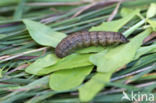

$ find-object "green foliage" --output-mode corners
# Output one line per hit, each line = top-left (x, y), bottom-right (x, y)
(130, 64), (156, 81)
(78, 11), (152, 101)
(135, 43), (156, 59)
(25, 54), (59, 75)
(23, 19), (67, 48)
(38, 54), (93, 75)
(118, 53), (156, 76)
(90, 29), (151, 72)
(0, 69), (2, 78)
(79, 72), (112, 102)
(146, 3), (156, 18)
(0, 1), (156, 103)
(90, 9), (139, 32)
(33, 0), (81, 2)
(0, 0), (20, 6)
(120, 8), (134, 17)
(49, 65), (93, 91)
(123, 19), (146, 37)
(76, 46), (105, 54)
(147, 20), (156, 31)
(13, 0), (26, 20)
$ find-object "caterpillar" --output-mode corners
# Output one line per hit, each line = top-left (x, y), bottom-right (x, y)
(55, 31), (128, 58)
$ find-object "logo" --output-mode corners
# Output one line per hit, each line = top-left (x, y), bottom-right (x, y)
(121, 91), (155, 102)
(122, 91), (131, 101)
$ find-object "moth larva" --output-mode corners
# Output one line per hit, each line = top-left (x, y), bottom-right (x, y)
(55, 31), (128, 58)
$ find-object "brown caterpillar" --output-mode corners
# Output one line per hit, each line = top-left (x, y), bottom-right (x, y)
(55, 31), (128, 58)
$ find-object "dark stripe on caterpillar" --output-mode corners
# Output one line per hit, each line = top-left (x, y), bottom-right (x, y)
(55, 31), (128, 58)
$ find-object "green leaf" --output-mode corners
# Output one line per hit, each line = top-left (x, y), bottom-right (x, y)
(134, 43), (156, 59)
(147, 20), (156, 31)
(76, 46), (105, 54)
(90, 9), (139, 32)
(90, 29), (151, 72)
(38, 54), (93, 75)
(49, 65), (93, 91)
(89, 48), (110, 66)
(23, 19), (67, 48)
(25, 54), (59, 75)
(79, 72), (112, 102)
(146, 3), (156, 18)
(120, 8), (133, 17)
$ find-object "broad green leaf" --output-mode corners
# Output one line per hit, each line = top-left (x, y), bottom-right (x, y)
(146, 3), (156, 18)
(134, 43), (156, 59)
(79, 72), (112, 102)
(38, 54), (93, 75)
(49, 65), (93, 91)
(90, 9), (139, 32)
(90, 29), (151, 72)
(120, 8), (133, 17)
(76, 46), (105, 54)
(25, 54), (59, 75)
(147, 20), (156, 31)
(23, 19), (67, 48)
(89, 48), (110, 65)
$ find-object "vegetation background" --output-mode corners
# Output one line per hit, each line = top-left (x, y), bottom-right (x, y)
(0, 0), (155, 103)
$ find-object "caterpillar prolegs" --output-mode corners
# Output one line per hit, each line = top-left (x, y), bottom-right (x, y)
(55, 31), (128, 58)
